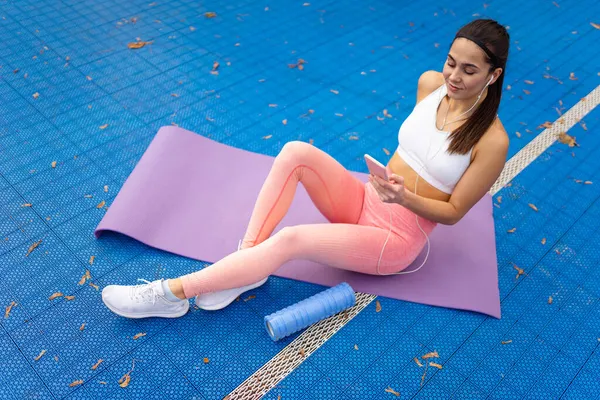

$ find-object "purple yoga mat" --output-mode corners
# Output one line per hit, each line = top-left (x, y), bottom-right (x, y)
(95, 127), (501, 318)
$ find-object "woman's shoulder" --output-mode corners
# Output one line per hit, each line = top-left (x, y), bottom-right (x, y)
(417, 71), (445, 104)
(475, 117), (509, 156)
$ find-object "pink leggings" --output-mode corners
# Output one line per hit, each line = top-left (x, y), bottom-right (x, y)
(180, 141), (436, 298)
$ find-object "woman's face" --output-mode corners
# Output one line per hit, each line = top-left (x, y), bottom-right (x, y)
(442, 38), (497, 100)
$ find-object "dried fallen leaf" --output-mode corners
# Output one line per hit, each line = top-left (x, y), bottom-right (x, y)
(513, 264), (524, 279)
(420, 362), (429, 386)
(262, 135), (272, 140)
(523, 89), (531, 95)
(330, 89), (339, 95)
(348, 135), (359, 140)
(375, 300), (381, 312)
(243, 295), (256, 302)
(569, 72), (577, 81)
(538, 121), (553, 129)
(501, 340), (513, 345)
(558, 132), (578, 147)
(64, 295), (75, 301)
(91, 359), (104, 370)
(383, 148), (390, 156)
(86, 76), (92, 81)
(132, 332), (146, 340)
(584, 181), (593, 185)
(591, 22), (600, 29)
(99, 124), (108, 130)
(414, 357), (423, 367)
(541, 238), (546, 245)
(34, 349), (46, 361)
(429, 362), (443, 369)
(69, 380), (84, 387)
(268, 104), (278, 108)
(204, 12), (217, 18)
(384, 387), (400, 397)
(497, 196), (502, 204)
(49, 292), (64, 300)
(118, 373), (131, 388)
(353, 344), (359, 350)
(119, 359), (139, 387)
(127, 41), (153, 49)
(104, 185), (108, 192)
(26, 240), (42, 257)
(543, 73), (563, 84)
(515, 131), (521, 138)
(528, 203), (538, 212)
(89, 283), (99, 291)
(33, 92), (39, 99)
(203, 357), (210, 364)
(212, 61), (219, 71)
(51, 161), (57, 168)
(507, 228), (516, 233)
(282, 119), (287, 125)
(524, 80), (534, 84)
(5, 301), (17, 319)
(22, 203), (32, 207)
(97, 200), (106, 209)
(422, 351), (439, 359)
(80, 323), (86, 331)
(88, 256), (95, 266)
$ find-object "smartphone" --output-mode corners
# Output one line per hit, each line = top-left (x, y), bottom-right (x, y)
(364, 154), (388, 180)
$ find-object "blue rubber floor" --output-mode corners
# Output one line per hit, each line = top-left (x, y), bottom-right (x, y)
(1, 0), (599, 398)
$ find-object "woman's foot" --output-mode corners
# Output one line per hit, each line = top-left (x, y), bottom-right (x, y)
(102, 279), (189, 319)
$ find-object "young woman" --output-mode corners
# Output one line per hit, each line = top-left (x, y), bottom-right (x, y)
(102, 19), (510, 319)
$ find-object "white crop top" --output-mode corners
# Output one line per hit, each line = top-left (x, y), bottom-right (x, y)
(396, 84), (473, 194)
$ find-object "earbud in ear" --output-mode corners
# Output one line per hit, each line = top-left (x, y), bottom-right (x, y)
(487, 77), (494, 86)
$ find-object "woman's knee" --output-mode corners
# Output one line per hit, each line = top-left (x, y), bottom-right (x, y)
(274, 226), (299, 245)
(278, 141), (315, 164)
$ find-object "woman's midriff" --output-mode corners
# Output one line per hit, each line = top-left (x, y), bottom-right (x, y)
(386, 151), (451, 203)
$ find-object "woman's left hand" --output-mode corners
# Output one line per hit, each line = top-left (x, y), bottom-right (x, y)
(369, 174), (407, 205)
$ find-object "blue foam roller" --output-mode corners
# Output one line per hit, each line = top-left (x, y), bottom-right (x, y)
(264, 282), (356, 341)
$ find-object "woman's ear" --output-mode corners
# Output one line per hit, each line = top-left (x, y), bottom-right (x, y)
(492, 67), (503, 83)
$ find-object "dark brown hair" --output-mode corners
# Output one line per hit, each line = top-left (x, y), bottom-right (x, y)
(447, 19), (510, 154)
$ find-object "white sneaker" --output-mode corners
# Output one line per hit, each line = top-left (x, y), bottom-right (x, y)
(194, 277), (268, 310)
(102, 279), (189, 319)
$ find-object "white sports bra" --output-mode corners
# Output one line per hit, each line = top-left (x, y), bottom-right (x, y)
(396, 84), (473, 194)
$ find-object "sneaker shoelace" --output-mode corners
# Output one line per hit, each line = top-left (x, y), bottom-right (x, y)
(129, 279), (160, 304)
